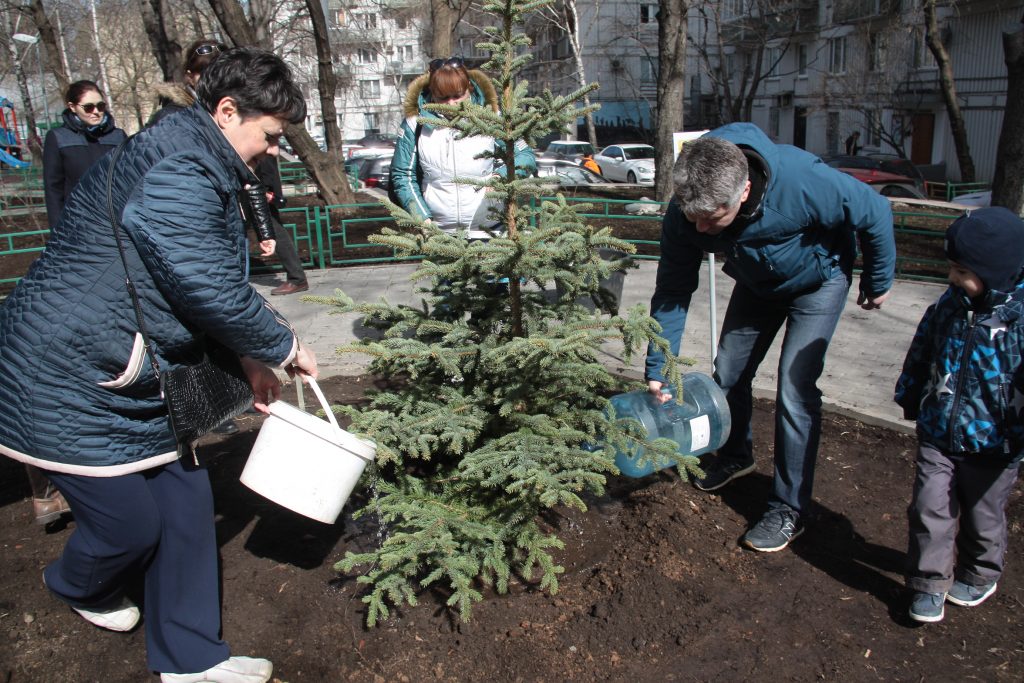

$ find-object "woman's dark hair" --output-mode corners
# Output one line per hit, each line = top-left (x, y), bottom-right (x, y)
(184, 38), (229, 78)
(195, 48), (306, 124)
(65, 80), (101, 105)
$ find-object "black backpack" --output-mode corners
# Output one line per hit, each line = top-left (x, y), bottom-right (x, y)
(387, 123), (423, 206)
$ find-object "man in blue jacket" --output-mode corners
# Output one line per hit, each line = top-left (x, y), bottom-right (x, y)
(645, 123), (896, 552)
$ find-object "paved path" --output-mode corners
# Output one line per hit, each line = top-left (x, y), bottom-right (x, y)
(252, 260), (946, 434)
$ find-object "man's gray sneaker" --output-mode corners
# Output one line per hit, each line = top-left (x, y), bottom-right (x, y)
(742, 508), (804, 552)
(946, 580), (997, 607)
(909, 591), (946, 623)
(693, 457), (755, 492)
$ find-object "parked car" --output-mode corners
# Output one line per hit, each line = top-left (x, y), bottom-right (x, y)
(356, 155), (392, 190)
(346, 133), (399, 159)
(821, 154), (925, 199)
(865, 153), (927, 190)
(541, 140), (596, 164)
(594, 144), (655, 185)
(821, 154), (926, 190)
(343, 154), (386, 190)
(536, 159), (612, 187)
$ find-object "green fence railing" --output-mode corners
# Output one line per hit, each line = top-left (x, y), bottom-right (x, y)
(1, 197), (960, 290)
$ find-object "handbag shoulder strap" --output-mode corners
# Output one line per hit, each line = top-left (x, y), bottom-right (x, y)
(105, 137), (162, 378)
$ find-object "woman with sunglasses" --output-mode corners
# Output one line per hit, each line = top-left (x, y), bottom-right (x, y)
(149, 39), (228, 127)
(42, 80), (125, 227)
(390, 57), (535, 237)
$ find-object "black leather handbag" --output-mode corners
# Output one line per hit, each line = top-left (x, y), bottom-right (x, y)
(105, 140), (254, 447)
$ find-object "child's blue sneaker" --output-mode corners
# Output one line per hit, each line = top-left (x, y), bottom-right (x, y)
(908, 591), (945, 623)
(946, 580), (997, 607)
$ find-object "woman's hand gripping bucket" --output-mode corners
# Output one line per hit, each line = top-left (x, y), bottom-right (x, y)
(241, 377), (376, 523)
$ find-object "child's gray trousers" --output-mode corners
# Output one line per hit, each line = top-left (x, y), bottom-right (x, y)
(906, 442), (1020, 594)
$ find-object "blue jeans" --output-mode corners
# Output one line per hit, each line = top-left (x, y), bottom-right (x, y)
(712, 270), (851, 513)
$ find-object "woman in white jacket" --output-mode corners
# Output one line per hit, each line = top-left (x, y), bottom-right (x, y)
(389, 57), (535, 238)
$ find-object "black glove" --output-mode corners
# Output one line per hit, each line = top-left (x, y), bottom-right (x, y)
(239, 184), (275, 243)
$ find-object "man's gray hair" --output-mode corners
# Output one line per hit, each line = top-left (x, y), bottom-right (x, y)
(672, 136), (749, 216)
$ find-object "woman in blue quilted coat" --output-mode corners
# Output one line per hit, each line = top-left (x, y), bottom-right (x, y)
(0, 49), (317, 683)
(896, 207), (1024, 624)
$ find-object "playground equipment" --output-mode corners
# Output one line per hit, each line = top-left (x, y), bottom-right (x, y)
(0, 98), (32, 169)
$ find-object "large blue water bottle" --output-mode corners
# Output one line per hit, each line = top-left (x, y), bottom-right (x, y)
(609, 373), (731, 478)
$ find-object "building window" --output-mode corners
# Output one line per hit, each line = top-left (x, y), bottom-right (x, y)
(766, 46), (782, 79)
(868, 32), (883, 72)
(640, 4), (657, 23)
(359, 80), (380, 99)
(399, 45), (415, 61)
(354, 13), (377, 29)
(640, 57), (658, 83)
(828, 37), (846, 74)
(395, 15), (408, 30)
(364, 112), (379, 135)
(865, 110), (882, 147)
(333, 9), (345, 26)
(769, 107), (780, 138)
(726, 0), (744, 19)
(358, 48), (375, 64)
(797, 44), (808, 76)
(912, 29), (936, 70)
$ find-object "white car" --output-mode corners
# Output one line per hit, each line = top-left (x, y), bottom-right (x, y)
(594, 144), (656, 185)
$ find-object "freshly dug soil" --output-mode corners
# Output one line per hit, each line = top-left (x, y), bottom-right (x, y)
(2, 374), (1023, 682)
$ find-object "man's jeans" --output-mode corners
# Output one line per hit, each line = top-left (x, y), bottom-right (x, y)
(712, 270), (851, 513)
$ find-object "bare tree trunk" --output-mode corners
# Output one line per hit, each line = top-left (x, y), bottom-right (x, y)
(205, 0), (353, 204)
(564, 0), (597, 147)
(923, 0), (975, 183)
(55, 8), (72, 81)
(304, 0), (344, 154)
(248, 0), (274, 48)
(88, 0), (112, 100)
(137, 0), (183, 82)
(992, 15), (1024, 214)
(655, 0), (687, 202)
(29, 0), (69, 96)
(4, 12), (43, 159)
(429, 0), (457, 57)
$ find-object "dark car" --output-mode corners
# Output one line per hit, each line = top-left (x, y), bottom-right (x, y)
(541, 140), (596, 164)
(357, 155), (392, 190)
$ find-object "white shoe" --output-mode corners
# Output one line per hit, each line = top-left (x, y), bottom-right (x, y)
(160, 656), (273, 683)
(71, 595), (140, 631)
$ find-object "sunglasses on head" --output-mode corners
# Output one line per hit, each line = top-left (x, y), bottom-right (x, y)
(195, 43), (227, 57)
(429, 56), (465, 72)
(77, 101), (107, 114)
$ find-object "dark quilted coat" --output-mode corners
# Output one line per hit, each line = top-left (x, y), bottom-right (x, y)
(0, 103), (295, 475)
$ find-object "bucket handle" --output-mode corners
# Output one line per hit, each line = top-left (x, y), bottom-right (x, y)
(297, 376), (342, 434)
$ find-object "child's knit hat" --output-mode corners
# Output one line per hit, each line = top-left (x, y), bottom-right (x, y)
(945, 207), (1024, 293)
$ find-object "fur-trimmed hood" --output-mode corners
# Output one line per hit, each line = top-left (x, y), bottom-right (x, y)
(152, 82), (196, 110)
(402, 69), (499, 119)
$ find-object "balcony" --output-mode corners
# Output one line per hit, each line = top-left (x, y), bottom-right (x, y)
(329, 26), (384, 45)
(384, 60), (422, 78)
(833, 0), (900, 24)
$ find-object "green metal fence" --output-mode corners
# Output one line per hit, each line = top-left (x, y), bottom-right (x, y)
(1, 195), (961, 290)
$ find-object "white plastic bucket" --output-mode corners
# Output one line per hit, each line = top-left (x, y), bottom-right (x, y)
(240, 377), (376, 524)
